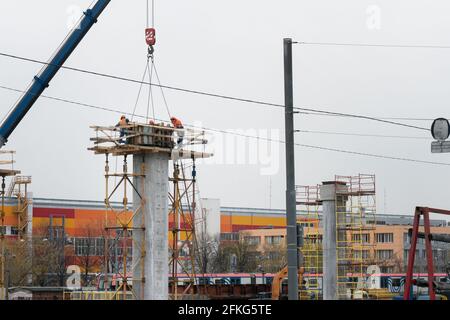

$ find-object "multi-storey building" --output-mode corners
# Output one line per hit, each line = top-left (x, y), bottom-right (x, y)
(235, 213), (450, 273)
(1, 197), (449, 275)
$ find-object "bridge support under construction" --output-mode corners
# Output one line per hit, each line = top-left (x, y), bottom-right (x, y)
(89, 122), (211, 300)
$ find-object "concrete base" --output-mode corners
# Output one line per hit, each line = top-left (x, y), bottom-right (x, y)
(132, 153), (169, 300)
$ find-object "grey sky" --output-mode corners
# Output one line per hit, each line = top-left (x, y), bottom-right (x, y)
(1, 0), (450, 220)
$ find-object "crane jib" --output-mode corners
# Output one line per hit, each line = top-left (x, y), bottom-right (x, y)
(0, 0), (111, 147)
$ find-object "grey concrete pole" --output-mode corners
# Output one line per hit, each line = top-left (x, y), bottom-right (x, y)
(321, 182), (338, 300)
(321, 181), (348, 300)
(283, 38), (298, 300)
(132, 153), (169, 300)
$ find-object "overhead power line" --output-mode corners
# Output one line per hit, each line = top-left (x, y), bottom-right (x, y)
(297, 42), (450, 49)
(0, 84), (447, 167)
(298, 111), (439, 122)
(298, 106), (428, 131)
(296, 130), (429, 140)
(0, 51), (428, 131)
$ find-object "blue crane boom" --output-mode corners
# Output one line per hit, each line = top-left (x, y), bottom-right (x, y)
(0, 0), (111, 147)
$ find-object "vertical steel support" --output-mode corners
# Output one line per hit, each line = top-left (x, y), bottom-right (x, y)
(422, 209), (436, 300)
(171, 164), (180, 299)
(283, 37), (298, 300)
(103, 154), (110, 290)
(404, 208), (420, 300)
(139, 159), (146, 301)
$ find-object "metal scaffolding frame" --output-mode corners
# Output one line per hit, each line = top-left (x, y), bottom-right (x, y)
(334, 174), (376, 300)
(168, 159), (203, 300)
(8, 175), (32, 240)
(296, 185), (322, 300)
(0, 151), (20, 300)
(102, 153), (145, 300)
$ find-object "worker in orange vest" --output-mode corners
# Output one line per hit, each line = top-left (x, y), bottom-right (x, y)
(170, 116), (185, 147)
(116, 115), (130, 144)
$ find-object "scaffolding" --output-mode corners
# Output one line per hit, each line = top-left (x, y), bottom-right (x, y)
(8, 175), (32, 240)
(101, 153), (144, 300)
(168, 159), (203, 300)
(334, 174), (376, 300)
(0, 151), (20, 300)
(89, 121), (211, 300)
(296, 185), (322, 300)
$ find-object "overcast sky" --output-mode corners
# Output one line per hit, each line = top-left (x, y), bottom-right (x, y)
(1, 0), (450, 219)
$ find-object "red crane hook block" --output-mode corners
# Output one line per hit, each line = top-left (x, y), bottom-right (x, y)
(145, 28), (156, 46)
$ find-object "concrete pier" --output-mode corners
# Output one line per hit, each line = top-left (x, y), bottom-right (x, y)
(132, 153), (169, 300)
(320, 181), (348, 300)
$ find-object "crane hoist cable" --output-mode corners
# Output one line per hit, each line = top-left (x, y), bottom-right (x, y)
(132, 0), (158, 122)
(143, 0), (172, 120)
(151, 58), (172, 120)
(131, 59), (151, 122)
(146, 57), (155, 121)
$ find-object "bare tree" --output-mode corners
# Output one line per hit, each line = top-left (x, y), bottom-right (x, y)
(259, 242), (287, 273)
(75, 220), (105, 286)
(211, 234), (259, 273)
(195, 233), (219, 274)
(4, 237), (32, 286)
(31, 222), (71, 286)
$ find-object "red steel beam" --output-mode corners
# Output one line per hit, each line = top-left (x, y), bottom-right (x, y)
(422, 209), (436, 300)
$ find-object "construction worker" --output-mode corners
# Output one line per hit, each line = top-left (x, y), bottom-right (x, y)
(170, 116), (184, 147)
(116, 115), (130, 144)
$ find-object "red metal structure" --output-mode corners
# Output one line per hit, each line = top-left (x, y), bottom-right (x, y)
(403, 206), (450, 300)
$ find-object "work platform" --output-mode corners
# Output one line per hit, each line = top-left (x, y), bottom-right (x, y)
(88, 123), (212, 159)
(0, 151), (20, 177)
(0, 169), (20, 177)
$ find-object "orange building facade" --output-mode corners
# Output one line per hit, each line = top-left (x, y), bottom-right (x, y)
(2, 198), (450, 274)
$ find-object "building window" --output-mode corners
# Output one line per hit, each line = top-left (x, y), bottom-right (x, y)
(220, 233), (239, 241)
(353, 250), (370, 259)
(376, 249), (393, 260)
(74, 237), (106, 256)
(305, 234), (322, 245)
(352, 233), (370, 243)
(380, 266), (394, 273)
(265, 236), (283, 245)
(375, 233), (394, 243)
(403, 249), (409, 264)
(298, 222), (314, 228)
(404, 232), (411, 244)
(244, 236), (261, 246)
(10, 227), (19, 236)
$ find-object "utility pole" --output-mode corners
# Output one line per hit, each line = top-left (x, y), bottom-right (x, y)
(283, 38), (298, 300)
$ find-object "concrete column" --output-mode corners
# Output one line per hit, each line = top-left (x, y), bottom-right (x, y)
(321, 182), (337, 300)
(320, 181), (348, 300)
(132, 153), (169, 300)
